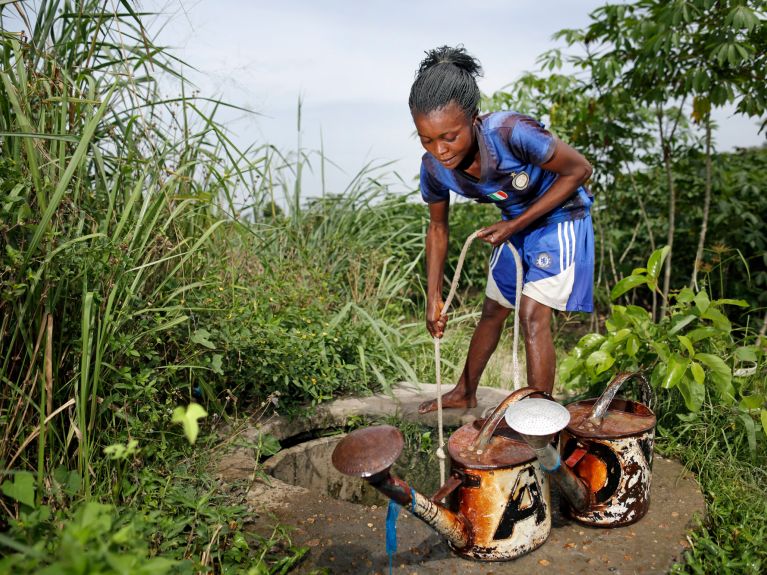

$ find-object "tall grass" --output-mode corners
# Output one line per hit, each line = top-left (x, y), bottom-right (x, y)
(0, 0), (264, 499)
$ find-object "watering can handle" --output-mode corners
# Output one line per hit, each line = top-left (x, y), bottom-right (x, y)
(472, 387), (554, 452)
(588, 371), (654, 426)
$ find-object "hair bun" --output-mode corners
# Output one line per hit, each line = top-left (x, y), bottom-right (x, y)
(417, 45), (483, 78)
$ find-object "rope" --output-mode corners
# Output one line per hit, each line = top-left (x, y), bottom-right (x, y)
(433, 231), (524, 486)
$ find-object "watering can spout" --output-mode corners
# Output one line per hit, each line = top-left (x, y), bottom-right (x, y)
(331, 425), (471, 550)
(504, 396), (592, 513)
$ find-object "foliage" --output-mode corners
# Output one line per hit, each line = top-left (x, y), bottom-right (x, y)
(0, 446), (308, 575)
(561, 247), (765, 435)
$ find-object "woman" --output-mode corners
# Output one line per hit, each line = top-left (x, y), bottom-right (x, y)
(410, 45), (594, 413)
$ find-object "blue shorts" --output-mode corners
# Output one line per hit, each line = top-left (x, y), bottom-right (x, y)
(485, 216), (594, 312)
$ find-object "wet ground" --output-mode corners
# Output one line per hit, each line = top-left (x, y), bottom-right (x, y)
(218, 383), (706, 574)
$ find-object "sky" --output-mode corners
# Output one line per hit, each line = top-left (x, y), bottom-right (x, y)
(16, 1), (767, 198)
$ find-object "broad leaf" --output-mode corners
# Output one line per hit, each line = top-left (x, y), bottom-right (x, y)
(693, 290), (710, 314)
(701, 307), (731, 332)
(761, 409), (767, 436)
(668, 314), (697, 335)
(662, 354), (689, 390)
(690, 361), (705, 386)
(1, 471), (35, 507)
(611, 275), (648, 300)
(676, 335), (695, 357)
(739, 394), (764, 410)
(716, 298), (749, 307)
(172, 403), (208, 444)
(646, 245), (670, 281)
(586, 350), (615, 376)
(734, 346), (758, 363)
(695, 353), (734, 404)
(625, 334), (640, 357)
(677, 376), (705, 412)
(686, 326), (720, 343)
(191, 329), (216, 349)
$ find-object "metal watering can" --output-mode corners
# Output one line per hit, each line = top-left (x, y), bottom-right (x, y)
(557, 371), (656, 526)
(331, 372), (655, 561)
(332, 388), (556, 561)
(502, 372), (656, 527)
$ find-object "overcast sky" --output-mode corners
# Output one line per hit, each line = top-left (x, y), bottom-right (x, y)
(76, 2), (767, 196)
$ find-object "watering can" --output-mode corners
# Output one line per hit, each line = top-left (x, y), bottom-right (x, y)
(502, 372), (656, 527)
(557, 371), (656, 526)
(331, 388), (562, 561)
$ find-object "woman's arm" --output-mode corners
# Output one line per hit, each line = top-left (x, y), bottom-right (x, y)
(477, 138), (592, 246)
(426, 199), (450, 338)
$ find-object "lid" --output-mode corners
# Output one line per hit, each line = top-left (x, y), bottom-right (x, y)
(566, 398), (656, 439)
(331, 425), (404, 477)
(448, 419), (536, 470)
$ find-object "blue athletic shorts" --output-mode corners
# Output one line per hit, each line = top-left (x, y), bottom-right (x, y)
(485, 216), (594, 312)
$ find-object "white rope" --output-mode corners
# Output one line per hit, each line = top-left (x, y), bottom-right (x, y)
(433, 232), (524, 486)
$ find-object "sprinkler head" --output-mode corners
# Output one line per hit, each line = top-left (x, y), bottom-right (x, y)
(504, 398), (570, 448)
(332, 425), (404, 478)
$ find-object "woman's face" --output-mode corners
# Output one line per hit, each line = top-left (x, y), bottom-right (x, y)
(412, 101), (477, 170)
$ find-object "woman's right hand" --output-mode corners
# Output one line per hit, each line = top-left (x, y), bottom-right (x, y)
(426, 297), (447, 338)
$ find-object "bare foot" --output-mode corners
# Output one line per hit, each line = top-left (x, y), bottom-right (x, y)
(418, 389), (478, 414)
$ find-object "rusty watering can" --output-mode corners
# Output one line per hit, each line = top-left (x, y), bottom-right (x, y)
(504, 372), (656, 527)
(558, 371), (656, 526)
(331, 388), (557, 561)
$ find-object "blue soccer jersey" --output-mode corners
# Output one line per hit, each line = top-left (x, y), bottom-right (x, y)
(419, 112), (593, 227)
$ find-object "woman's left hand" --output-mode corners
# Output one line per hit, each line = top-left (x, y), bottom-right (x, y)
(477, 220), (518, 247)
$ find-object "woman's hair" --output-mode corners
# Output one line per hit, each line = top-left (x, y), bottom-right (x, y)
(409, 45), (483, 118)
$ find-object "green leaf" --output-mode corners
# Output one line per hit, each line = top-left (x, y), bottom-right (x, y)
(586, 350), (615, 376)
(668, 314), (697, 335)
(701, 307), (731, 331)
(739, 394), (764, 410)
(690, 362), (705, 386)
(738, 413), (757, 456)
(677, 335), (695, 357)
(686, 326), (720, 343)
(695, 353), (734, 404)
(626, 334), (640, 357)
(662, 354), (689, 390)
(761, 409), (767, 436)
(611, 274), (648, 300)
(1, 472), (35, 508)
(576, 333), (606, 352)
(734, 346), (758, 363)
(677, 375), (705, 412)
(191, 328), (216, 349)
(646, 245), (670, 281)
(693, 290), (710, 314)
(211, 353), (224, 375)
(172, 403), (208, 444)
(716, 298), (749, 307)
(676, 287), (695, 304)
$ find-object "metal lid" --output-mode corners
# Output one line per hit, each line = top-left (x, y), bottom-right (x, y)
(448, 420), (536, 470)
(566, 399), (656, 439)
(504, 398), (571, 436)
(331, 425), (404, 477)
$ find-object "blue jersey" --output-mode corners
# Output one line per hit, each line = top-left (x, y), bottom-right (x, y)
(419, 111), (592, 227)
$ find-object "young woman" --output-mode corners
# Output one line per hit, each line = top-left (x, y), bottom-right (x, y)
(410, 45), (594, 413)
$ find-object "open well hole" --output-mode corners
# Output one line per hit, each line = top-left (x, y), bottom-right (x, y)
(263, 425), (443, 506)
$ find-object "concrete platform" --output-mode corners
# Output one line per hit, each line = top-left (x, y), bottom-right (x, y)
(216, 383), (706, 574)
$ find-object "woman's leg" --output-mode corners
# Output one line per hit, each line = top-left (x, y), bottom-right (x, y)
(519, 294), (555, 394)
(418, 297), (512, 413)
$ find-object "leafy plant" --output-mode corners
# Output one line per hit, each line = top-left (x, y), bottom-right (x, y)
(560, 247), (766, 444)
